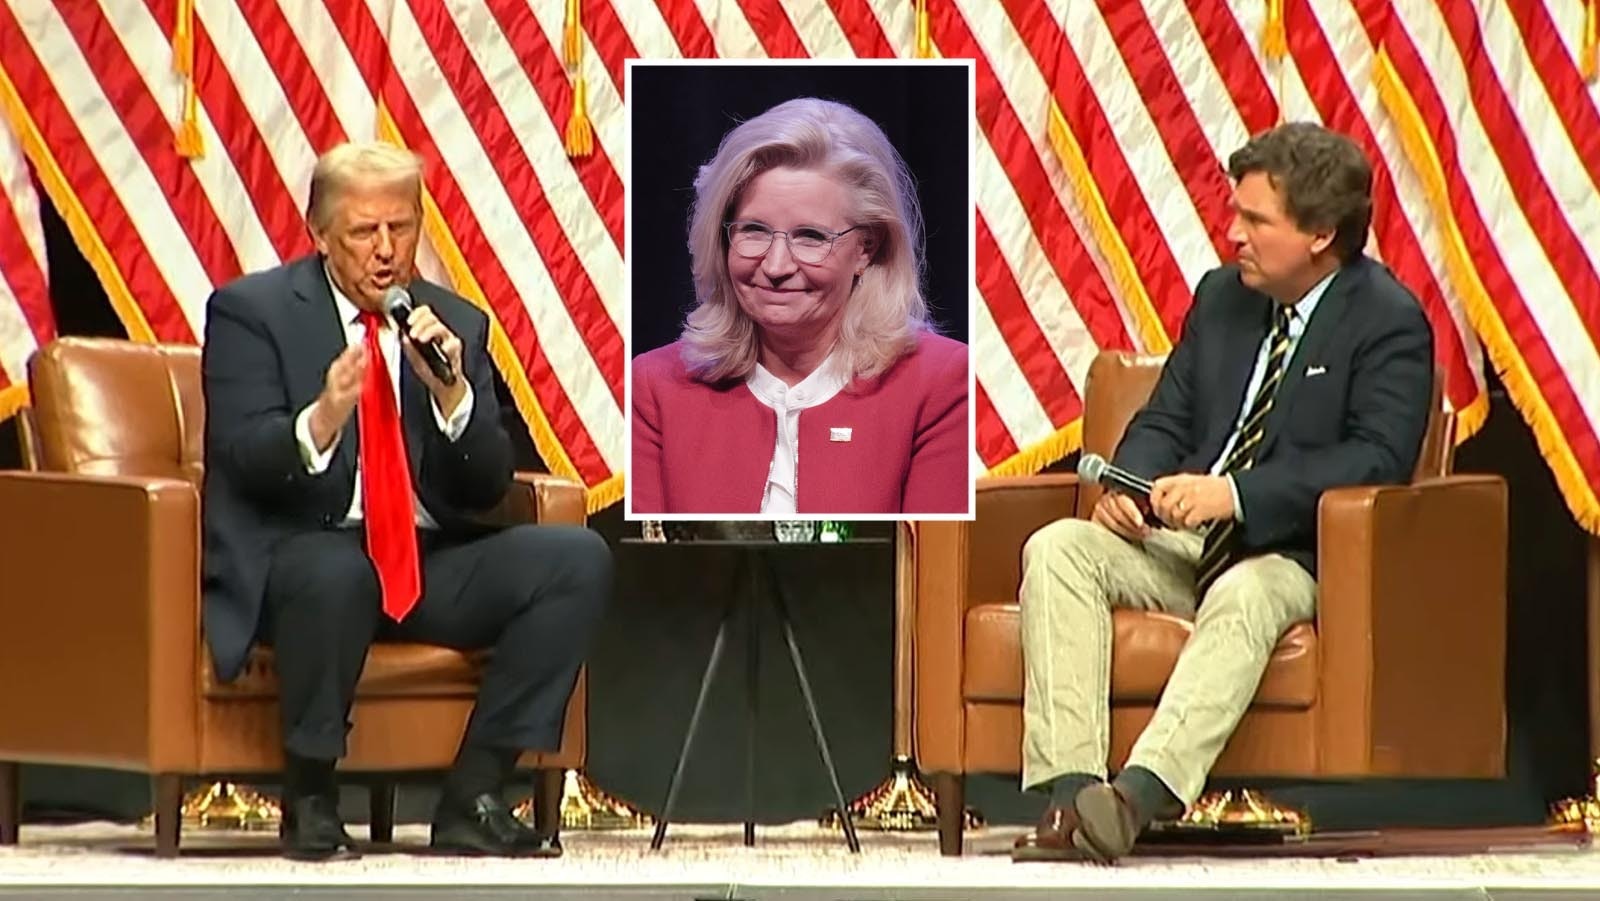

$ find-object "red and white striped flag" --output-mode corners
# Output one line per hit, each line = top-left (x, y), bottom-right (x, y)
(0, 107), (53, 422)
(0, 0), (624, 506)
(1375, 0), (1600, 530)
(1003, 0), (1489, 471)
(0, 1), (1592, 525)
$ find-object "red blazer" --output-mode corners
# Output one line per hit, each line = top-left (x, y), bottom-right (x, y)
(631, 332), (970, 514)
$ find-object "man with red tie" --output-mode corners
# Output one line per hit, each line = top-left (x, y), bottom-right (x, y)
(200, 142), (610, 861)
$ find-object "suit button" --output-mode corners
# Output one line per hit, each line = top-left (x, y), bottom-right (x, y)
(321, 514), (335, 526)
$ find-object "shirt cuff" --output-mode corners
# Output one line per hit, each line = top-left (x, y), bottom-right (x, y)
(433, 381), (474, 442)
(1227, 474), (1244, 522)
(295, 402), (339, 474)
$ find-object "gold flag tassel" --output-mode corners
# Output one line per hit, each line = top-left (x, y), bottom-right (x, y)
(1261, 0), (1286, 63)
(563, 0), (592, 158)
(1581, 0), (1597, 83)
(564, 75), (593, 158)
(172, 0), (204, 158)
(563, 0), (582, 67)
(914, 0), (932, 58)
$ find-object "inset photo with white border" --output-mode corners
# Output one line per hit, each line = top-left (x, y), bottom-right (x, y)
(625, 59), (976, 521)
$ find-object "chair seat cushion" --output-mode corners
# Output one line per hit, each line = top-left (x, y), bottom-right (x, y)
(962, 603), (1318, 708)
(203, 643), (487, 699)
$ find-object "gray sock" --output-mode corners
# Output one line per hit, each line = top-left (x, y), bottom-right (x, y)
(1047, 772), (1102, 805)
(1114, 765), (1184, 824)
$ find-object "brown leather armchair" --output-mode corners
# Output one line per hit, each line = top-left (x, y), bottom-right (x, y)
(0, 337), (588, 856)
(914, 351), (1507, 855)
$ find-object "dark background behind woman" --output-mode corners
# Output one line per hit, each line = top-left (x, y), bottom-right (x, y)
(629, 63), (971, 355)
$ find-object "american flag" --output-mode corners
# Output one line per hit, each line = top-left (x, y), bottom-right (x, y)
(0, 1), (1594, 526)
(1375, 0), (1600, 531)
(0, 107), (53, 423)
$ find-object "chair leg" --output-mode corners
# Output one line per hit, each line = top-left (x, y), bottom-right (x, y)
(369, 780), (396, 844)
(152, 774), (183, 859)
(935, 773), (964, 857)
(532, 768), (563, 839)
(0, 762), (18, 845)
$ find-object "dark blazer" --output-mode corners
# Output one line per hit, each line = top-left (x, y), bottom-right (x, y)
(201, 255), (514, 682)
(1112, 257), (1434, 577)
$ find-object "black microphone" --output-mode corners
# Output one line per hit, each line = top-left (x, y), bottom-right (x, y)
(1077, 453), (1153, 499)
(383, 286), (457, 386)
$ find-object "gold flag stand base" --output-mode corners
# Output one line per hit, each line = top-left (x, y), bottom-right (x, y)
(515, 769), (652, 830)
(1146, 788), (1309, 840)
(819, 756), (983, 832)
(1549, 759), (1600, 832)
(141, 781), (281, 832)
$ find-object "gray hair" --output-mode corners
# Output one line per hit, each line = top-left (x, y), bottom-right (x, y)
(680, 97), (931, 383)
(306, 141), (423, 230)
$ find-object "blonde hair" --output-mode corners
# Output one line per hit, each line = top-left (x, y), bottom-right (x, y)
(307, 141), (423, 230)
(681, 97), (931, 383)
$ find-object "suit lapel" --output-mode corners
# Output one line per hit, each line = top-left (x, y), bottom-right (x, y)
(289, 255), (347, 360)
(1256, 261), (1359, 459)
(1212, 292), (1271, 451)
(289, 257), (360, 487)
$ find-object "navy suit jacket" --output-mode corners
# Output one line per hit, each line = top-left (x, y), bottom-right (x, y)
(1111, 257), (1434, 578)
(200, 255), (514, 682)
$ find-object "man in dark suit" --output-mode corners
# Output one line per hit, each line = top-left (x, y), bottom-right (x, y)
(1012, 123), (1434, 862)
(201, 141), (610, 860)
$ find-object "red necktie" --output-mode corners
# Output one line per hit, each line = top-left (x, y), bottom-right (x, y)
(358, 311), (421, 621)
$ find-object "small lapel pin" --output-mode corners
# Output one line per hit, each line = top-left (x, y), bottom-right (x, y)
(830, 427), (853, 442)
(1306, 365), (1327, 377)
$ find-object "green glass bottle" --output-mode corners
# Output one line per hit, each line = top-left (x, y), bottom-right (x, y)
(818, 520), (853, 543)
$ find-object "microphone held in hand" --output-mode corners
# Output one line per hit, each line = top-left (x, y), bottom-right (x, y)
(1077, 453), (1153, 499)
(383, 286), (457, 386)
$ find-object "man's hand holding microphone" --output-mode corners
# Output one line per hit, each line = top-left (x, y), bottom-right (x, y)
(305, 286), (465, 454)
(1078, 453), (1235, 540)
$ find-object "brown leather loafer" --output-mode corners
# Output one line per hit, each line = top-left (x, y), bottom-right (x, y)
(1071, 781), (1141, 862)
(1011, 803), (1093, 862)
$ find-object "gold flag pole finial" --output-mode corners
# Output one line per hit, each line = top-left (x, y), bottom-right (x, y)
(563, 0), (593, 158)
(173, 0), (204, 158)
(1262, 0), (1287, 63)
(914, 0), (932, 58)
(1581, 0), (1597, 83)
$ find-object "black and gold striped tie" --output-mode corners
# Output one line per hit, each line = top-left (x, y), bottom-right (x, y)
(1195, 305), (1295, 595)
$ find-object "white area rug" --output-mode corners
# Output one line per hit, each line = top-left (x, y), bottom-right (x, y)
(0, 821), (1598, 890)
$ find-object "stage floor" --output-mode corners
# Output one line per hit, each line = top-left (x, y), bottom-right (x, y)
(1, 821), (1598, 899)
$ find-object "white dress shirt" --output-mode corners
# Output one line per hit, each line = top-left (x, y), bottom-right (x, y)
(746, 353), (849, 514)
(293, 273), (474, 528)
(1209, 269), (1337, 520)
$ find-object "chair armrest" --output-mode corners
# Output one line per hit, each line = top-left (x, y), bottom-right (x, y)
(1316, 474), (1507, 776)
(913, 473), (1080, 772)
(0, 471), (201, 771)
(476, 472), (588, 528)
(970, 474), (1081, 606)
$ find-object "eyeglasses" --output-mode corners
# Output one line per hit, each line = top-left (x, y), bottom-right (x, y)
(724, 221), (863, 265)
